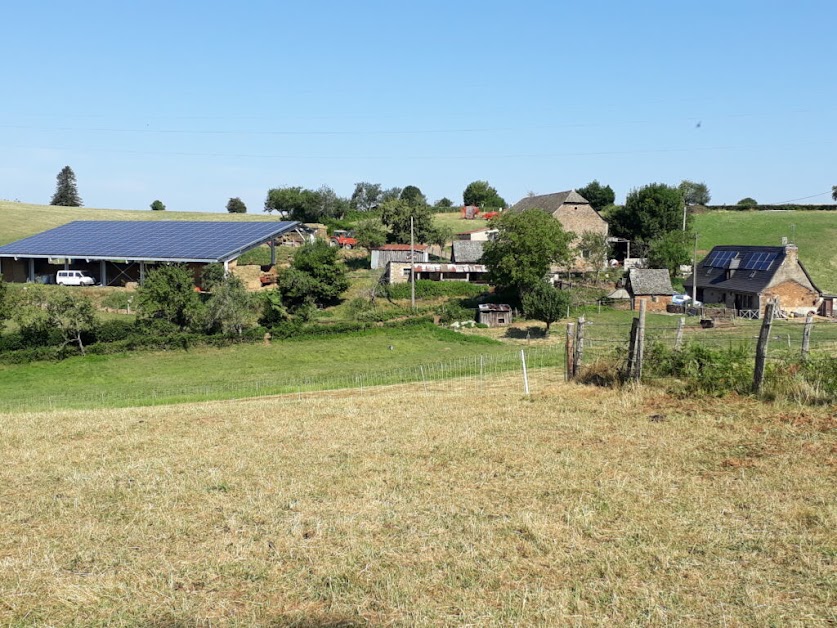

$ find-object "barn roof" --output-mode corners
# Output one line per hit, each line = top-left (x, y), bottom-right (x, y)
(0, 220), (299, 263)
(509, 190), (590, 213)
(373, 244), (428, 251)
(451, 240), (484, 263)
(628, 269), (675, 295)
(683, 245), (820, 295)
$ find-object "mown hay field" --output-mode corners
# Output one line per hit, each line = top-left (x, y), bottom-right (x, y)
(1, 377), (834, 625)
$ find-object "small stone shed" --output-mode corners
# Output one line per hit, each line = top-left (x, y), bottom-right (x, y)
(370, 244), (429, 270)
(627, 268), (675, 312)
(477, 303), (513, 327)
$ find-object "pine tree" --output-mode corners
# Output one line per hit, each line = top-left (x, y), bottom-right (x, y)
(50, 166), (83, 207)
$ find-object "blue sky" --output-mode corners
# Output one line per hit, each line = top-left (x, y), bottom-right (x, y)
(1, 0), (835, 213)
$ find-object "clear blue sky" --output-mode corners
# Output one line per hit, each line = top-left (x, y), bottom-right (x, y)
(1, 0), (835, 213)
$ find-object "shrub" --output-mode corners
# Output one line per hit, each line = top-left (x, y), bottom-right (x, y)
(384, 280), (487, 300)
(95, 319), (135, 343)
(101, 291), (135, 311)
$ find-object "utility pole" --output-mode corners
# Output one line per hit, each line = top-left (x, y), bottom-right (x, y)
(410, 216), (416, 311)
(682, 201), (687, 231)
(691, 232), (699, 307)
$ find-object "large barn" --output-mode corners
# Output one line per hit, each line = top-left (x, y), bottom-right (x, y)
(0, 220), (300, 286)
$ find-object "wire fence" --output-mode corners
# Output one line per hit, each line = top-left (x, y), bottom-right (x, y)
(0, 345), (566, 414)
(2, 317), (835, 414)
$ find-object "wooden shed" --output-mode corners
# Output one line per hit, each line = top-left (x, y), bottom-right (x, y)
(477, 303), (513, 327)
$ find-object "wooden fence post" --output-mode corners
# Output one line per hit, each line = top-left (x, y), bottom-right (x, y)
(626, 317), (639, 381)
(674, 317), (685, 351)
(573, 316), (585, 377)
(565, 322), (575, 381)
(753, 300), (776, 394)
(801, 311), (814, 362)
(634, 300), (647, 382)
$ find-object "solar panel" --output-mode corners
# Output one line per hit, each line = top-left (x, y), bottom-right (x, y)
(0, 221), (299, 262)
(705, 250), (736, 268)
(740, 252), (777, 271)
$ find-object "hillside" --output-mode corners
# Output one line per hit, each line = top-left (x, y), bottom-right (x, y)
(694, 210), (837, 291)
(0, 381), (833, 625)
(0, 200), (279, 246)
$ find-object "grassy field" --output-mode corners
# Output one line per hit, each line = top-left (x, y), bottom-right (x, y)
(0, 379), (833, 625)
(0, 324), (509, 411)
(0, 200), (280, 246)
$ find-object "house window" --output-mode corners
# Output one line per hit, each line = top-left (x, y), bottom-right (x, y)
(402, 268), (411, 277)
(498, 317), (505, 323)
(651, 295), (658, 302)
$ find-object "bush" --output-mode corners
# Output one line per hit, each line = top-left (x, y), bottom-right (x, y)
(95, 319), (135, 343)
(384, 280), (487, 300)
(435, 302), (474, 324)
(101, 291), (135, 311)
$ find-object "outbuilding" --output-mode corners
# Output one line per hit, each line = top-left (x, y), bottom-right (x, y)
(0, 220), (300, 286)
(477, 303), (513, 327)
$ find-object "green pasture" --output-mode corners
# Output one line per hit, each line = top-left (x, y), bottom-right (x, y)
(694, 210), (837, 291)
(0, 324), (509, 411)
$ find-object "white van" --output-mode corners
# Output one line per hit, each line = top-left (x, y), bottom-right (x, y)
(56, 270), (96, 286)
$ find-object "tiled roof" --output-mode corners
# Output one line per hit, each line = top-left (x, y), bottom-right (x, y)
(509, 190), (589, 213)
(373, 244), (428, 251)
(628, 269), (675, 295)
(451, 240), (484, 263)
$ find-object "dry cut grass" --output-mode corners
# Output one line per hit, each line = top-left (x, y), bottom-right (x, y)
(0, 378), (834, 626)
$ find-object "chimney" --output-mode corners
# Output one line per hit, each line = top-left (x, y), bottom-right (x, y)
(783, 241), (798, 264)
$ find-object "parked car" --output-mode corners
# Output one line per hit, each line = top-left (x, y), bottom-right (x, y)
(56, 270), (96, 286)
(672, 293), (702, 307)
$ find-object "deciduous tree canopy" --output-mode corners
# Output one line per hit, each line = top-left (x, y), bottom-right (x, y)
(522, 282), (569, 335)
(678, 180), (711, 206)
(379, 199), (437, 244)
(482, 209), (574, 296)
(399, 185), (427, 207)
(576, 180), (615, 212)
(463, 180), (506, 209)
(150, 200), (166, 211)
(226, 197), (247, 213)
(609, 183), (686, 242)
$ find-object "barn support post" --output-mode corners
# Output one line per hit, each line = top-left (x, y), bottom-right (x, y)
(753, 300), (776, 394)
(139, 261), (146, 285)
(28, 258), (35, 282)
(270, 240), (276, 266)
(223, 260), (230, 275)
(100, 260), (107, 286)
(801, 311), (814, 361)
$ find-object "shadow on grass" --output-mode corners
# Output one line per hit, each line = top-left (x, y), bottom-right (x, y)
(504, 325), (549, 340)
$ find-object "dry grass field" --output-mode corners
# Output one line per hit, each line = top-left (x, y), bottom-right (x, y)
(1, 377), (834, 626)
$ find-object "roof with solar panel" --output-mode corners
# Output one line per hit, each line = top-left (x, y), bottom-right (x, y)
(685, 244), (820, 294)
(0, 220), (299, 263)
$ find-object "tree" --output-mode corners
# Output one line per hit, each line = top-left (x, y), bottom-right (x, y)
(45, 291), (97, 354)
(14, 287), (96, 354)
(353, 218), (388, 250)
(831, 186), (836, 201)
(264, 186), (320, 220)
(576, 180), (615, 212)
(350, 182), (382, 211)
(226, 197), (247, 213)
(399, 185), (427, 207)
(609, 183), (686, 242)
(431, 225), (454, 258)
(200, 263), (227, 292)
(204, 274), (256, 336)
(463, 180), (506, 209)
(378, 199), (437, 244)
(150, 199), (166, 211)
(647, 230), (691, 278)
(136, 264), (202, 330)
(379, 187), (402, 203)
(50, 166), (83, 207)
(678, 180), (711, 206)
(522, 282), (570, 336)
(315, 185), (350, 220)
(737, 197), (758, 209)
(278, 240), (349, 308)
(577, 231), (611, 282)
(482, 209), (574, 296)
(435, 197), (453, 208)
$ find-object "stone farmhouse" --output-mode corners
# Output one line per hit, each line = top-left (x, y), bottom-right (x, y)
(684, 243), (822, 317)
(509, 190), (609, 271)
(626, 269), (675, 313)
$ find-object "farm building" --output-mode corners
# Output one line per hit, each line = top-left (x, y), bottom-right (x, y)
(684, 243), (822, 318)
(509, 189), (609, 271)
(626, 269), (675, 312)
(385, 262), (488, 284)
(370, 244), (429, 270)
(0, 220), (299, 286)
(451, 241), (484, 264)
(456, 228), (496, 242)
(477, 303), (512, 327)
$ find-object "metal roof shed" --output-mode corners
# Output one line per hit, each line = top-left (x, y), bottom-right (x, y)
(0, 220), (299, 285)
